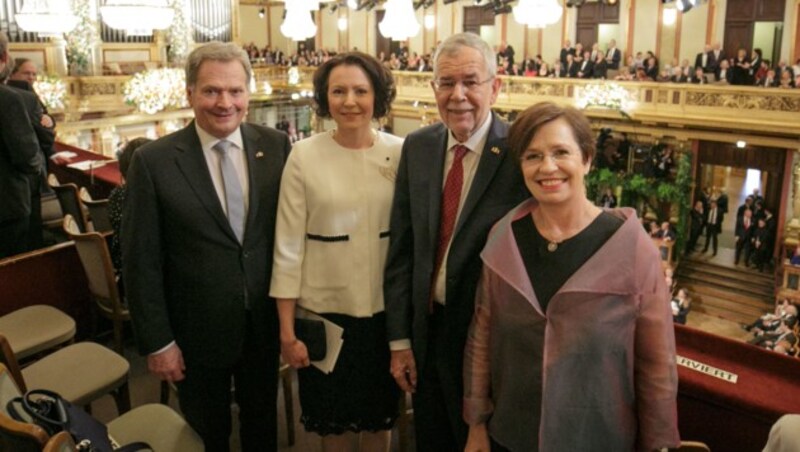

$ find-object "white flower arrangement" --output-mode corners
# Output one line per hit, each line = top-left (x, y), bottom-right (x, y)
(33, 75), (67, 110)
(577, 82), (634, 111)
(123, 68), (188, 114)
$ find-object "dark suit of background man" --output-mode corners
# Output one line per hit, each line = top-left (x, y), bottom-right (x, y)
(6, 58), (56, 250)
(0, 31), (42, 259)
(385, 32), (528, 452)
(703, 200), (724, 256)
(122, 42), (290, 452)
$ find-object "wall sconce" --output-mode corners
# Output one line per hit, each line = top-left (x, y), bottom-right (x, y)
(424, 12), (435, 30)
(258, 7), (265, 18)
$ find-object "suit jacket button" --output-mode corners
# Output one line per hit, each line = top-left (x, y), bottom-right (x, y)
(243, 251), (250, 258)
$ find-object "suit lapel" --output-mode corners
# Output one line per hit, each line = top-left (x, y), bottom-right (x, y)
(427, 125), (449, 246)
(241, 123), (264, 246)
(454, 114), (508, 236)
(173, 123), (239, 243)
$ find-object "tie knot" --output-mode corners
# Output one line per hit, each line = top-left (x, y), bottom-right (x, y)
(213, 140), (232, 154)
(453, 145), (469, 161)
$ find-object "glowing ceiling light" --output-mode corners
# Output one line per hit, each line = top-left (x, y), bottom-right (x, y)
(512, 0), (562, 29)
(379, 0), (420, 41)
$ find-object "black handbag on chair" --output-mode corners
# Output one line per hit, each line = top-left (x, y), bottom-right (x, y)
(7, 389), (150, 452)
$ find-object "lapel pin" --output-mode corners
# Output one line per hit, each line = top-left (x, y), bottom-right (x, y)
(490, 146), (501, 155)
(255, 151), (264, 158)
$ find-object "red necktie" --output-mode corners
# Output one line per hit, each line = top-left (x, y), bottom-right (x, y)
(430, 145), (468, 311)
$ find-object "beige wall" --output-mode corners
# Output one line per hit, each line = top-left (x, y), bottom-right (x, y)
(632, 0), (658, 56)
(239, 4), (268, 48)
(680, 2), (709, 63)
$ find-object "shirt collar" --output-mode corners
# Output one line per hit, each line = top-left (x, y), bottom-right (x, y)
(446, 112), (493, 155)
(195, 122), (245, 153)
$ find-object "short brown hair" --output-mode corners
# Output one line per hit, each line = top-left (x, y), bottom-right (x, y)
(508, 102), (595, 165)
(312, 51), (396, 120)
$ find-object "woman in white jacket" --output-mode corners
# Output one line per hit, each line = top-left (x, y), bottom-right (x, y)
(270, 52), (403, 452)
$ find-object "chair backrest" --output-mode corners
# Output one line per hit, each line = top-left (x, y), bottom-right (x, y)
(50, 180), (88, 233)
(79, 188), (112, 233)
(63, 216), (125, 318)
(0, 364), (46, 452)
(0, 335), (27, 393)
(43, 432), (75, 452)
(678, 440), (711, 452)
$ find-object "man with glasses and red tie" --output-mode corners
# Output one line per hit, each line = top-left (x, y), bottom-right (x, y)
(384, 32), (527, 452)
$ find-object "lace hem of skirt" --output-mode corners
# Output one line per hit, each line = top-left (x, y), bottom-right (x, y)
(300, 414), (398, 436)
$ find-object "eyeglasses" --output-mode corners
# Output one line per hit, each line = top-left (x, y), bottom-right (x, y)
(431, 77), (494, 93)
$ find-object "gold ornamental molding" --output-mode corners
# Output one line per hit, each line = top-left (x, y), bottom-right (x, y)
(55, 66), (800, 150)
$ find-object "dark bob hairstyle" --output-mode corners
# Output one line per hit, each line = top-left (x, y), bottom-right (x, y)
(312, 51), (396, 120)
(508, 102), (596, 165)
(119, 137), (153, 179)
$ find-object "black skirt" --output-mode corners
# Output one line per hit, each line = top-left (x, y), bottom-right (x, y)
(298, 311), (400, 436)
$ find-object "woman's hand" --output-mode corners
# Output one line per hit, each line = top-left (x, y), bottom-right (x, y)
(464, 423), (491, 452)
(281, 339), (310, 368)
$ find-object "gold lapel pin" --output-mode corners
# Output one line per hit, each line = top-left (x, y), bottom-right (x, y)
(490, 146), (501, 155)
(255, 151), (264, 158)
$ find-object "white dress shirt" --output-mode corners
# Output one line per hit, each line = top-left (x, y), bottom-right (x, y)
(196, 123), (250, 217)
(433, 112), (493, 305)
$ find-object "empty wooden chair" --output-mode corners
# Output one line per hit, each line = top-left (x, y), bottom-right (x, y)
(79, 187), (112, 233)
(47, 175), (88, 233)
(0, 334), (131, 415)
(0, 305), (75, 362)
(63, 215), (128, 355)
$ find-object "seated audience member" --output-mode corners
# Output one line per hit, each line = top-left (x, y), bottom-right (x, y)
(599, 187), (617, 208)
(790, 244), (800, 266)
(577, 50), (593, 78)
(778, 69), (795, 89)
(109, 137), (152, 274)
(592, 51), (607, 79)
(551, 61), (563, 78)
(657, 221), (675, 241)
(671, 288), (691, 325)
(749, 319), (797, 350)
(671, 66), (688, 83)
(759, 69), (778, 87)
(644, 56), (659, 80)
(538, 62), (550, 77)
(524, 61), (538, 77)
(754, 59), (770, 84)
(615, 66), (634, 81)
(715, 59), (732, 83)
(635, 67), (652, 82)
(648, 221), (661, 238)
(656, 69), (672, 82)
(691, 67), (708, 84)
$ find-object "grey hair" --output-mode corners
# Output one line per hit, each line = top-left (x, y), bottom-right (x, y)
(185, 41), (252, 88)
(433, 32), (496, 78)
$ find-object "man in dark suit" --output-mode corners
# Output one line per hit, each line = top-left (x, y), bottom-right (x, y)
(122, 42), (290, 452)
(734, 207), (754, 265)
(703, 199), (724, 256)
(0, 31), (42, 259)
(577, 50), (594, 79)
(605, 39), (621, 70)
(5, 59), (56, 250)
(559, 40), (574, 67)
(384, 33), (528, 452)
(564, 53), (578, 78)
(695, 44), (712, 73)
(708, 42), (725, 74)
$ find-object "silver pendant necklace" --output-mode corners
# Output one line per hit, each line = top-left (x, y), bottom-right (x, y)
(547, 241), (559, 252)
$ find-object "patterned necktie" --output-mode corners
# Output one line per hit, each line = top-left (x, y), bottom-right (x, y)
(430, 145), (469, 311)
(213, 140), (246, 243)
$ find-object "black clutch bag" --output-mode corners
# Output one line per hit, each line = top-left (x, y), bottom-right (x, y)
(295, 318), (327, 361)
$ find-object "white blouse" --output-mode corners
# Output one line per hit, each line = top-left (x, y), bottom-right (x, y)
(270, 130), (403, 317)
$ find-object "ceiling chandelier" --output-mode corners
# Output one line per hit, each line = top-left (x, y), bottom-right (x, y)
(100, 0), (175, 36)
(15, 0), (78, 36)
(512, 0), (563, 29)
(280, 0), (317, 41)
(379, 0), (420, 41)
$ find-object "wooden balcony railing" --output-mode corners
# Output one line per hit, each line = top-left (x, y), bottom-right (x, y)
(53, 67), (800, 138)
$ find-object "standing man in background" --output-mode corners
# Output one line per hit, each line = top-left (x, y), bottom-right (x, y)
(123, 42), (290, 452)
(0, 31), (42, 258)
(384, 32), (528, 452)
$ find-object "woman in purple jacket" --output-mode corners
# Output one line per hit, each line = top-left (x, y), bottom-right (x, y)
(463, 102), (680, 452)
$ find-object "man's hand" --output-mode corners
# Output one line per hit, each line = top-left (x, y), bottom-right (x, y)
(390, 349), (417, 393)
(282, 339), (310, 369)
(147, 343), (186, 382)
(40, 114), (54, 129)
(464, 423), (490, 452)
